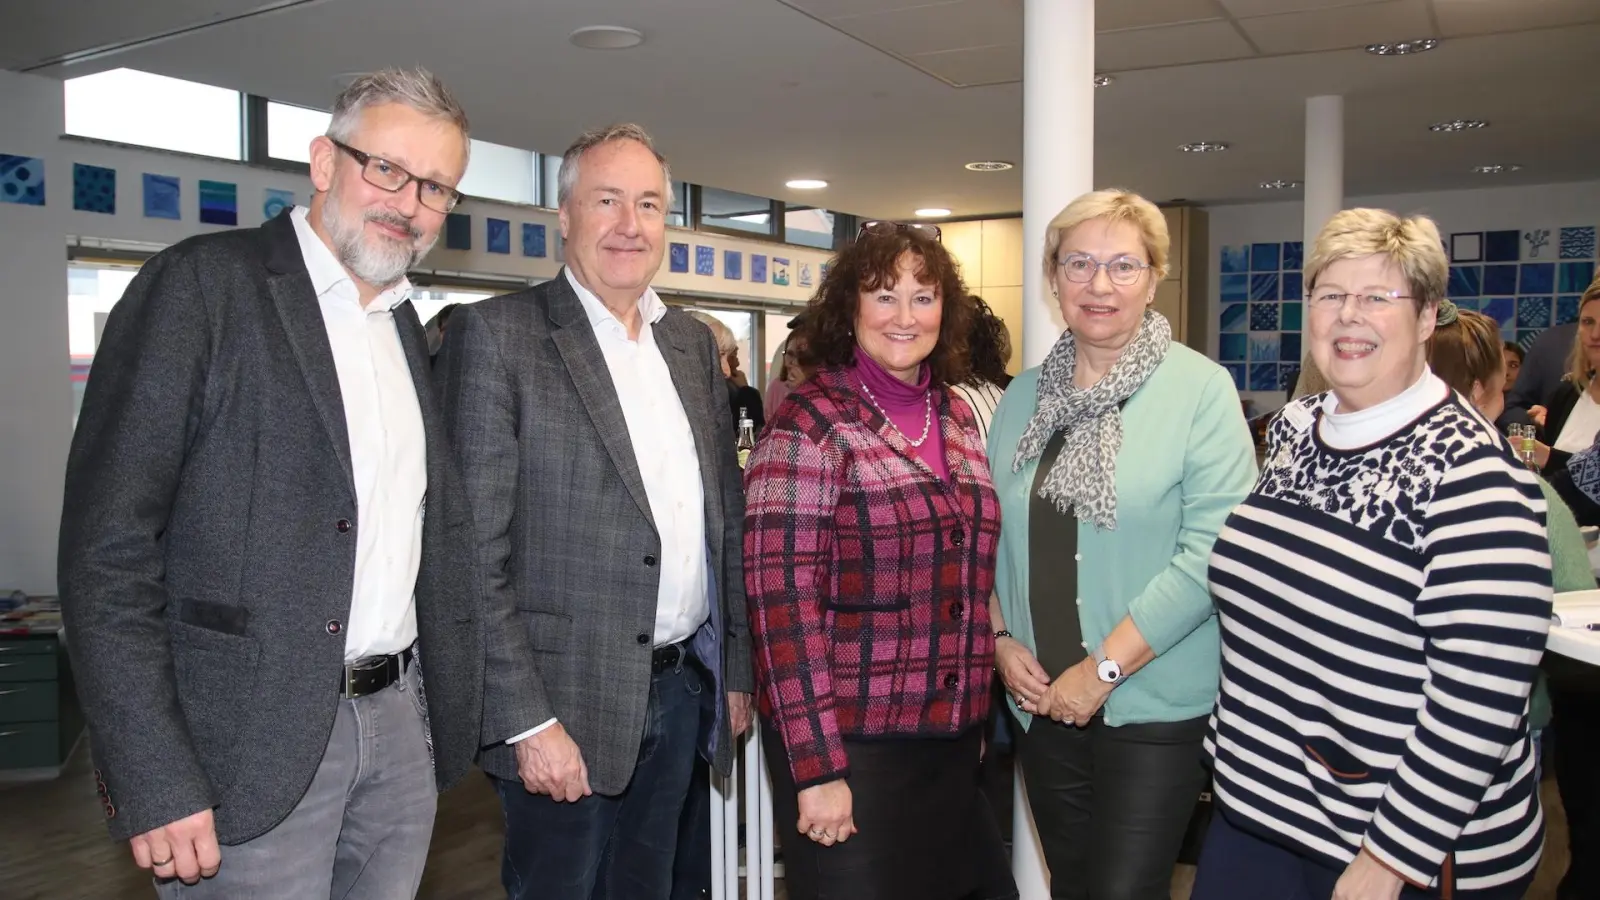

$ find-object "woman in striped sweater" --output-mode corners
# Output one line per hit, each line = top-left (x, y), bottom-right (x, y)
(1194, 209), (1554, 900)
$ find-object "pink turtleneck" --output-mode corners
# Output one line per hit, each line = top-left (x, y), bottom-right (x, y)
(851, 351), (948, 480)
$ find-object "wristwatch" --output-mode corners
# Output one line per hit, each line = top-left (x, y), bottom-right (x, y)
(1090, 645), (1124, 685)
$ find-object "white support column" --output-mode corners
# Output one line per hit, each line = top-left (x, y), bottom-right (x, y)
(1021, 0), (1096, 368)
(1303, 95), (1345, 251)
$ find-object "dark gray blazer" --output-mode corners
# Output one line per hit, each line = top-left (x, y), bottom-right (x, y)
(58, 212), (482, 845)
(434, 271), (753, 792)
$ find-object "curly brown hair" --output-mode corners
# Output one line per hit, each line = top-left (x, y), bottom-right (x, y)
(792, 230), (975, 386)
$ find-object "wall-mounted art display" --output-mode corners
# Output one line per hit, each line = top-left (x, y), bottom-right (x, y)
(522, 223), (547, 258)
(695, 245), (715, 276)
(0, 154), (44, 206)
(669, 242), (689, 273)
(263, 188), (294, 220)
(724, 250), (741, 280)
(445, 212), (471, 250)
(486, 217), (510, 254)
(142, 174), (180, 219)
(772, 257), (791, 287)
(750, 254), (767, 283)
(73, 163), (116, 214)
(197, 180), (238, 226)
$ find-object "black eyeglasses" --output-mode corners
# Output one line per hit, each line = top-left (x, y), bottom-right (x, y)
(329, 139), (463, 214)
(857, 220), (942, 242)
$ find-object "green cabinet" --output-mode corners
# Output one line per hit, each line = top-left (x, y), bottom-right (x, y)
(0, 633), (83, 778)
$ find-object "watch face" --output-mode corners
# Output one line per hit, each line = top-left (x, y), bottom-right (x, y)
(1098, 659), (1122, 683)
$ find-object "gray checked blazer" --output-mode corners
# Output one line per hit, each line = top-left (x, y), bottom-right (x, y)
(434, 270), (753, 791)
(58, 212), (483, 845)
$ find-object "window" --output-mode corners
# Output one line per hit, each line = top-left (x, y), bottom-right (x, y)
(669, 181), (691, 227)
(68, 263), (140, 425)
(265, 101), (331, 163)
(457, 139), (537, 206)
(699, 187), (778, 238)
(65, 68), (242, 160)
(540, 153), (563, 208)
(411, 287), (500, 329)
(785, 206), (836, 250)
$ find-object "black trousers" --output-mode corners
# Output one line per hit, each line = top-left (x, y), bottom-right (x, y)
(1016, 714), (1209, 900)
(1551, 685), (1600, 900)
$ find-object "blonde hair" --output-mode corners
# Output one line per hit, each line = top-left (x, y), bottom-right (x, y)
(1564, 274), (1600, 386)
(1041, 189), (1170, 285)
(1428, 308), (1504, 397)
(687, 311), (737, 358)
(1304, 208), (1446, 312)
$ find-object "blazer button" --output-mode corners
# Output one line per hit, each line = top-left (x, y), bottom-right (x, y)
(949, 602), (963, 618)
(638, 632), (651, 645)
(326, 619), (342, 635)
(644, 554), (657, 567)
(950, 528), (964, 547)
(943, 672), (959, 689)
(336, 518), (352, 533)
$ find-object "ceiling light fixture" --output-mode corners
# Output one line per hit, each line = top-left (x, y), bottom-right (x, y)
(1364, 38), (1438, 56)
(1260, 180), (1302, 190)
(1429, 119), (1488, 132)
(1472, 164), (1523, 174)
(1179, 141), (1229, 153)
(964, 160), (1014, 172)
(915, 208), (952, 218)
(568, 26), (645, 50)
(1094, 74), (1114, 87)
(785, 179), (828, 190)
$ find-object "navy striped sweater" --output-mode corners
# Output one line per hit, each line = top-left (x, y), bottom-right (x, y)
(1205, 392), (1552, 893)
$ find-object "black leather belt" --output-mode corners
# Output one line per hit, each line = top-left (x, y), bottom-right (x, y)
(651, 640), (690, 674)
(340, 647), (413, 699)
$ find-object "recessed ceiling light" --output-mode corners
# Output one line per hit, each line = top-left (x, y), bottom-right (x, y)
(568, 26), (645, 50)
(1260, 180), (1302, 190)
(1094, 74), (1114, 87)
(1365, 38), (1438, 56)
(1179, 141), (1229, 153)
(1472, 164), (1523, 174)
(964, 160), (1014, 172)
(785, 179), (828, 190)
(915, 208), (952, 218)
(1429, 119), (1488, 133)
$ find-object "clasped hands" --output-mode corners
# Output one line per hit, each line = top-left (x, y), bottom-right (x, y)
(995, 637), (1111, 726)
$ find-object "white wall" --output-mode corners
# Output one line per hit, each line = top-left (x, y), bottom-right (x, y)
(1205, 180), (1600, 414)
(0, 68), (831, 594)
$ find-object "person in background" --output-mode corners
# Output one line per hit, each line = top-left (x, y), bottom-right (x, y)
(1290, 350), (1329, 400)
(987, 188), (1257, 899)
(1196, 208), (1551, 900)
(688, 311), (765, 435)
(743, 222), (1016, 900)
(950, 294), (1013, 442)
(1503, 319), (1579, 427)
(764, 313), (813, 421)
(1503, 339), (1525, 399)
(426, 301), (459, 358)
(1530, 280), (1600, 480)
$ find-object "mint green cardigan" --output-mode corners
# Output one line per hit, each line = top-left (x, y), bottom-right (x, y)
(987, 344), (1258, 730)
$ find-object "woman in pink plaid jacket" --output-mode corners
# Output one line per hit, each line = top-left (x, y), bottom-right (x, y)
(743, 222), (1017, 900)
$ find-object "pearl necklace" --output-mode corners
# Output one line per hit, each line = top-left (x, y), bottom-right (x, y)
(858, 379), (933, 447)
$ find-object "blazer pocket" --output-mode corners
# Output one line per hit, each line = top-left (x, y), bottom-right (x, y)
(169, 619), (261, 780)
(1304, 737), (1371, 784)
(518, 609), (573, 653)
(176, 598), (250, 636)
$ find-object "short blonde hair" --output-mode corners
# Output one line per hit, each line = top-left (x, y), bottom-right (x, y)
(1564, 274), (1600, 386)
(1041, 189), (1170, 285)
(687, 311), (738, 358)
(1304, 208), (1446, 311)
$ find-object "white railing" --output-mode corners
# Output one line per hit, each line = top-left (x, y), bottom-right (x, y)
(710, 721), (777, 900)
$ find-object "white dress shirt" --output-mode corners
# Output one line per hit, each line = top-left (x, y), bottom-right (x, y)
(507, 269), (709, 745)
(289, 206), (426, 663)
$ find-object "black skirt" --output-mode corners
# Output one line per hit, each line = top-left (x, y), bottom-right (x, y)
(763, 723), (1018, 900)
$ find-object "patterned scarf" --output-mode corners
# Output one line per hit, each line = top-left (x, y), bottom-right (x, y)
(1012, 310), (1172, 530)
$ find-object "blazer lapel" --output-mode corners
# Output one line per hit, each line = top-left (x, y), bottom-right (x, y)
(392, 298), (441, 490)
(546, 273), (657, 531)
(655, 313), (720, 495)
(262, 213), (355, 501)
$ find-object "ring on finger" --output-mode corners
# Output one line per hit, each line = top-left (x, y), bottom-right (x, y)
(151, 856), (173, 867)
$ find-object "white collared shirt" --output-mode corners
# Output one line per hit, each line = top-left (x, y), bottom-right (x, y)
(289, 206), (426, 663)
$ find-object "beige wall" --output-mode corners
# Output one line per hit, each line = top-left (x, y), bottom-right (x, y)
(944, 217), (1026, 376)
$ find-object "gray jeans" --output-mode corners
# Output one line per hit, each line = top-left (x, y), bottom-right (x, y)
(156, 660), (437, 899)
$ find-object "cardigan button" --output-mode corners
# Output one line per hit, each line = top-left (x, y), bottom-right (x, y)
(943, 672), (959, 689)
(336, 518), (352, 534)
(949, 602), (963, 618)
(950, 528), (964, 547)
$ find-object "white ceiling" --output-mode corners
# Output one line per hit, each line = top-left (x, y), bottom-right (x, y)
(4, 0), (1595, 219)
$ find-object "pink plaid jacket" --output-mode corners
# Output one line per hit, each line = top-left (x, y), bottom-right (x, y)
(743, 365), (1001, 789)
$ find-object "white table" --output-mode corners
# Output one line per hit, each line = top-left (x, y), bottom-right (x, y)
(1550, 590), (1600, 665)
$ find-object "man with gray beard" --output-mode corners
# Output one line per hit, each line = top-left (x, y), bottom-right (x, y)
(59, 67), (481, 899)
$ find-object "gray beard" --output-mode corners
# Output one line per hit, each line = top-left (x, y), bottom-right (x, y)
(319, 186), (437, 290)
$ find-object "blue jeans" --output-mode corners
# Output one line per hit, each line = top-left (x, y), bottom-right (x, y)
(495, 658), (709, 900)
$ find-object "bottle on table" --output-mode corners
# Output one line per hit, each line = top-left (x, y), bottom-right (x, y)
(736, 407), (756, 469)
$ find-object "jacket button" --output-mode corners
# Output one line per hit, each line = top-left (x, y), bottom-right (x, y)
(644, 554), (657, 567)
(944, 672), (959, 689)
(105, 802), (116, 818)
(950, 528), (964, 547)
(637, 632), (650, 645)
(949, 602), (963, 618)
(336, 519), (352, 533)
(326, 619), (342, 635)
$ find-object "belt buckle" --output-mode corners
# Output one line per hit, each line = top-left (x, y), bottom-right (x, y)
(343, 656), (387, 698)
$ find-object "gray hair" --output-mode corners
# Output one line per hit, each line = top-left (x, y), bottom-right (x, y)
(327, 67), (471, 162)
(687, 311), (738, 358)
(557, 123), (673, 208)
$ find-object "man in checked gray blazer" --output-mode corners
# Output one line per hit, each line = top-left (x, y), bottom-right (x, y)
(436, 123), (753, 900)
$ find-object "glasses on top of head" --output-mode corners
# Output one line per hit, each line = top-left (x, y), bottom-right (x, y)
(857, 220), (942, 242)
(329, 139), (463, 214)
(1307, 290), (1413, 311)
(1057, 253), (1151, 286)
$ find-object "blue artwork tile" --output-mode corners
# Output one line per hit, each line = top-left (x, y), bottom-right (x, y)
(1220, 246), (1248, 274)
(263, 188), (294, 221)
(1516, 296), (1552, 329)
(0, 154), (45, 206)
(1526, 229), (1553, 260)
(1517, 329), (1545, 348)
(1482, 297), (1515, 327)
(1453, 297), (1480, 312)
(1447, 265), (1481, 299)
(1520, 263), (1555, 295)
(1224, 364), (1246, 391)
(1248, 332), (1280, 362)
(668, 241), (689, 272)
(522, 223), (547, 258)
(695, 245), (715, 276)
(444, 212), (471, 250)
(1499, 320), (1517, 341)
(750, 254), (767, 283)
(1281, 302), (1302, 331)
(1484, 230), (1520, 262)
(1220, 303), (1247, 333)
(1250, 273), (1279, 302)
(73, 163), (116, 214)
(486, 217), (511, 254)
(723, 250), (742, 280)
(1221, 274), (1249, 303)
(1559, 261), (1596, 294)
(1561, 226), (1596, 260)
(1482, 264), (1518, 296)
(1219, 333), (1247, 362)
(1558, 295), (1583, 325)
(1282, 241), (1303, 271)
(1251, 243), (1281, 272)
(197, 179), (237, 226)
(141, 173), (179, 220)
(1249, 302), (1279, 331)
(1280, 332), (1302, 362)
(1249, 363), (1280, 392)
(1282, 272), (1303, 302)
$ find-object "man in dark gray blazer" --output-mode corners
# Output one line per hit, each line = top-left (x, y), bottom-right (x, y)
(436, 123), (753, 900)
(58, 69), (480, 898)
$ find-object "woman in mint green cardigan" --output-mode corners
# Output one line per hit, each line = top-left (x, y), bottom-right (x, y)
(986, 189), (1257, 897)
